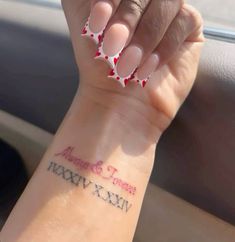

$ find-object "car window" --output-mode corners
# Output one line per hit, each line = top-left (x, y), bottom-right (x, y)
(187, 0), (235, 32)
(17, 0), (235, 31)
(16, 0), (235, 42)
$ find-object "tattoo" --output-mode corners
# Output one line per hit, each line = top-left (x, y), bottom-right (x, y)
(55, 146), (137, 195)
(92, 184), (132, 213)
(47, 161), (132, 213)
(47, 161), (92, 188)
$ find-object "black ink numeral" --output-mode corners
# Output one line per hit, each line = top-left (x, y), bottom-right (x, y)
(47, 161), (132, 213)
(92, 184), (104, 198)
(47, 161), (92, 189)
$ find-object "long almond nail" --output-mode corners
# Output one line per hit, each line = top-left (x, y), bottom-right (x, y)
(131, 53), (160, 88)
(95, 40), (121, 68)
(117, 45), (143, 78)
(133, 76), (149, 88)
(81, 1), (112, 44)
(136, 54), (159, 80)
(89, 1), (112, 33)
(130, 74), (149, 87)
(108, 68), (130, 87)
(103, 23), (129, 57)
(106, 58), (136, 88)
(105, 46), (141, 88)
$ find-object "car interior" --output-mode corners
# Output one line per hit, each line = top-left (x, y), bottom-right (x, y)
(0, 0), (235, 241)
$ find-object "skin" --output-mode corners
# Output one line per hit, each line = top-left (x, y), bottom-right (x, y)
(0, 0), (204, 241)
(64, 0), (204, 123)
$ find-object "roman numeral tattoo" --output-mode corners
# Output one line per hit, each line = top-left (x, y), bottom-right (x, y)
(47, 161), (92, 188)
(47, 161), (132, 213)
(92, 184), (132, 213)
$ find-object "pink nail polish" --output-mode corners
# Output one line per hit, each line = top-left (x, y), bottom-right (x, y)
(116, 45), (143, 78)
(103, 23), (129, 57)
(130, 53), (159, 87)
(107, 65), (140, 88)
(95, 40), (120, 68)
(136, 54), (160, 80)
(130, 73), (149, 88)
(89, 1), (113, 33)
(81, 18), (103, 45)
(81, 1), (112, 45)
(94, 38), (128, 87)
(107, 66), (139, 88)
(104, 45), (142, 88)
(108, 68), (130, 87)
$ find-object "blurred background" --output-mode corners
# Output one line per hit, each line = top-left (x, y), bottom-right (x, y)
(6, 0), (235, 31)
(1, 0), (235, 30)
(188, 0), (235, 31)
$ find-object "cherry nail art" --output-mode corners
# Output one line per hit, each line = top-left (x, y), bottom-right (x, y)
(131, 72), (149, 88)
(94, 40), (130, 87)
(81, 18), (104, 45)
(108, 68), (131, 87)
(141, 79), (148, 88)
(95, 41), (148, 88)
(82, 19), (135, 88)
(82, 26), (128, 87)
(86, 23), (146, 88)
(95, 40), (121, 68)
(107, 67), (138, 87)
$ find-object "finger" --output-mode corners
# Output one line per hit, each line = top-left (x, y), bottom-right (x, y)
(97, 0), (152, 87)
(155, 4), (204, 66)
(116, 0), (183, 83)
(102, 0), (151, 57)
(81, 0), (121, 44)
(133, 4), (203, 86)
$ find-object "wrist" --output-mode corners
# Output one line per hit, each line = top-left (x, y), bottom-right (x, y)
(44, 90), (159, 202)
(73, 81), (163, 141)
(0, 81), (160, 242)
(52, 85), (161, 175)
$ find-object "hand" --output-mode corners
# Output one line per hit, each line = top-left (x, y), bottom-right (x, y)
(62, 0), (204, 137)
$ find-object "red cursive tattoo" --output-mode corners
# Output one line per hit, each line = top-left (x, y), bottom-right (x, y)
(55, 146), (136, 195)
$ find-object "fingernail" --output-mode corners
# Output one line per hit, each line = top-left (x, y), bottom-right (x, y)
(108, 68), (130, 87)
(81, 1), (112, 44)
(89, 1), (113, 33)
(136, 53), (160, 80)
(103, 23), (129, 57)
(95, 40), (120, 68)
(81, 20), (103, 45)
(141, 79), (149, 87)
(117, 45), (143, 78)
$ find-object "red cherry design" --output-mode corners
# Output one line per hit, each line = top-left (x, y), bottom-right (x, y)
(129, 73), (135, 80)
(124, 79), (129, 86)
(95, 51), (101, 57)
(90, 34), (94, 37)
(109, 69), (115, 76)
(98, 35), (102, 43)
(142, 80), (147, 87)
(105, 56), (109, 59)
(82, 27), (87, 35)
(114, 57), (119, 65)
(116, 77), (120, 80)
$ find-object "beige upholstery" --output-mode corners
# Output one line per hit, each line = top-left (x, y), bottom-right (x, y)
(154, 40), (235, 224)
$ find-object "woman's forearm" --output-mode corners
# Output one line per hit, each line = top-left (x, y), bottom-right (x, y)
(0, 91), (159, 242)
(0, 0), (204, 238)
